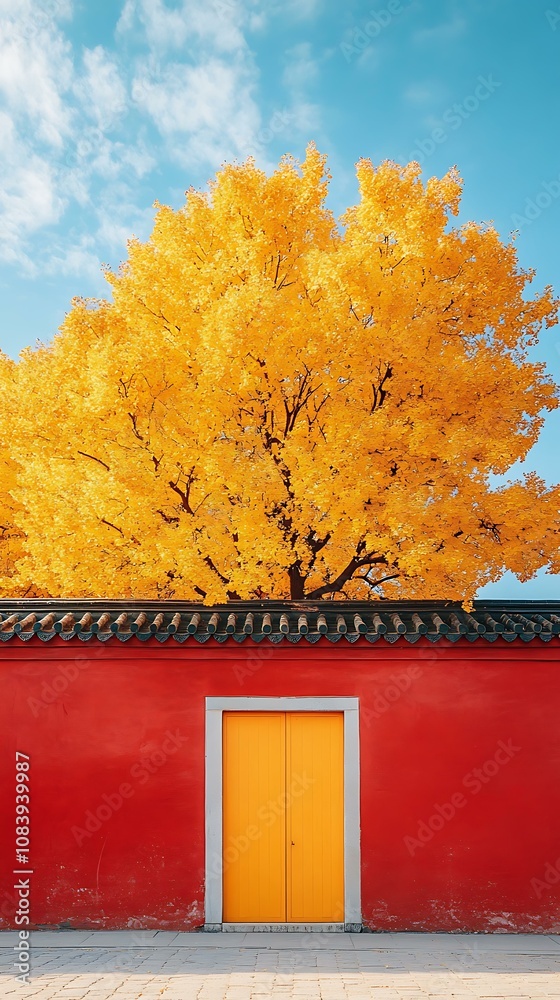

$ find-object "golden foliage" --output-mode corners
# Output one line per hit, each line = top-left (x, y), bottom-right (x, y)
(0, 354), (41, 596)
(1, 146), (559, 602)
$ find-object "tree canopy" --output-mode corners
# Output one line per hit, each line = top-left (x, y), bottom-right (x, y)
(1, 146), (559, 602)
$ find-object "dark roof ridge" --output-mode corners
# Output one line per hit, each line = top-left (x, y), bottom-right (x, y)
(1, 598), (560, 610)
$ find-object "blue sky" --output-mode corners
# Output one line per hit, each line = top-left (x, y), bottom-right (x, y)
(1, 0), (559, 597)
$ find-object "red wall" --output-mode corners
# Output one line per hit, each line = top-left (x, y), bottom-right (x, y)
(1, 636), (559, 932)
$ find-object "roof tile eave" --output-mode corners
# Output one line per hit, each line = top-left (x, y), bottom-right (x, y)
(0, 601), (559, 644)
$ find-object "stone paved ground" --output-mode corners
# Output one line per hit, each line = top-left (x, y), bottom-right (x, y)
(1, 931), (560, 999)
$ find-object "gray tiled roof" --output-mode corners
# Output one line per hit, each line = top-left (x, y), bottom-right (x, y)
(0, 600), (559, 644)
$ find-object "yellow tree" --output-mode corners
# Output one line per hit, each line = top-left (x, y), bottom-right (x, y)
(1, 146), (559, 602)
(0, 353), (37, 596)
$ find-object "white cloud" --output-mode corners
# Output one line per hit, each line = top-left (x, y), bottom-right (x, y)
(0, 1), (155, 278)
(120, 143), (156, 178)
(95, 199), (154, 250)
(0, 3), (74, 147)
(120, 0), (327, 171)
(117, 0), (247, 54)
(132, 58), (260, 166)
(0, 0), (326, 283)
(0, 112), (65, 268)
(121, 0), (267, 169)
(74, 46), (128, 130)
(43, 239), (102, 281)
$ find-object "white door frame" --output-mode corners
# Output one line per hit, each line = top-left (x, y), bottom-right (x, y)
(204, 696), (361, 931)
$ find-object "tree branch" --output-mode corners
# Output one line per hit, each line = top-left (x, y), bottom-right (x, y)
(78, 451), (110, 472)
(168, 469), (196, 515)
(360, 571), (400, 591)
(101, 518), (124, 536)
(306, 552), (389, 599)
(156, 510), (179, 525)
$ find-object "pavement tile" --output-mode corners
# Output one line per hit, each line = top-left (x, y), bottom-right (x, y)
(2, 932), (560, 998)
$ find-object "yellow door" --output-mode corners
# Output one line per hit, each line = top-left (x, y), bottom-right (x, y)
(287, 713), (345, 922)
(222, 711), (344, 923)
(222, 713), (286, 922)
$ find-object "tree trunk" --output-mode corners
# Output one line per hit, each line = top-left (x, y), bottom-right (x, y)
(288, 563), (306, 600)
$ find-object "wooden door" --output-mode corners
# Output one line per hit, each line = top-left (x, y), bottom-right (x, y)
(222, 711), (344, 923)
(286, 712), (344, 921)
